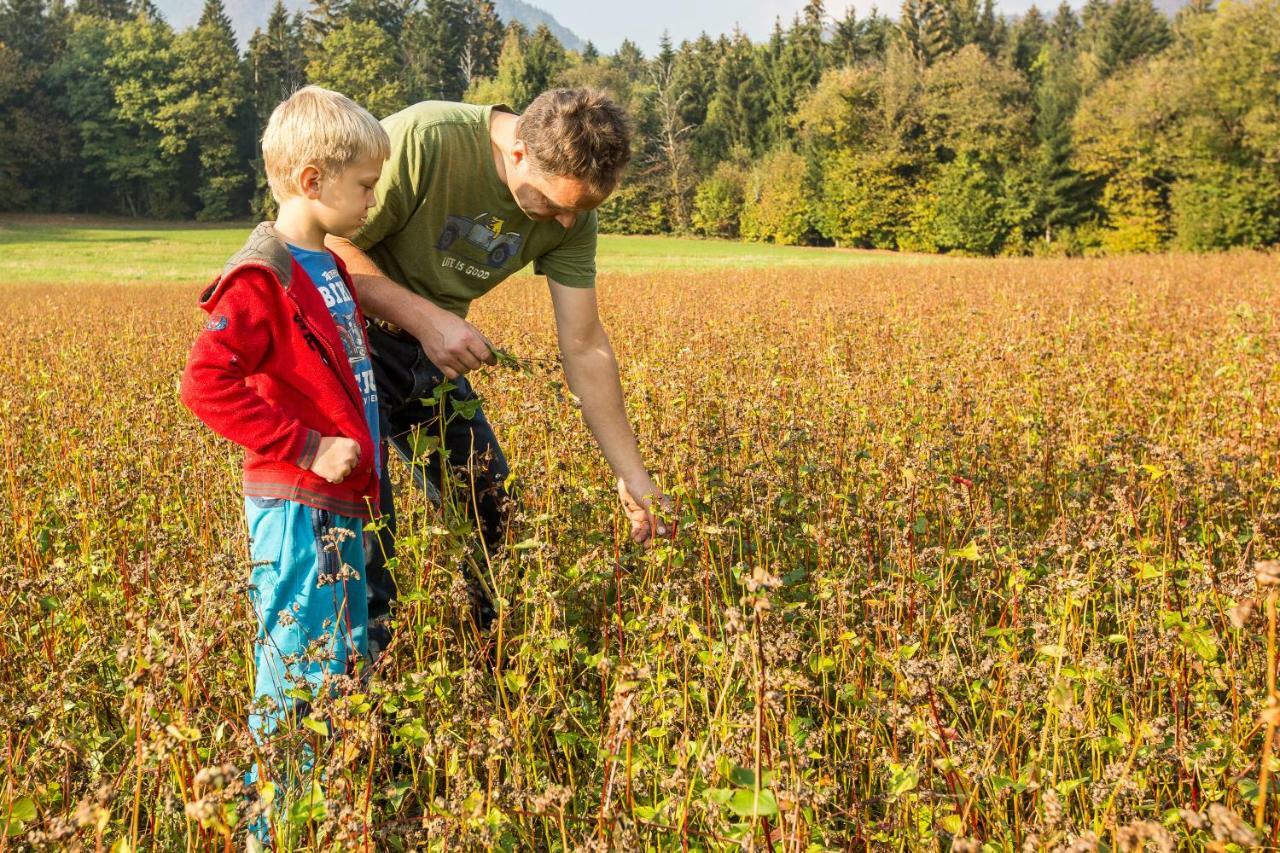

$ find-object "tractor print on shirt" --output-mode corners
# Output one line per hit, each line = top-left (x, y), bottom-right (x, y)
(436, 212), (524, 269)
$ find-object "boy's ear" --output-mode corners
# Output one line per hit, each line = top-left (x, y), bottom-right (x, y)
(298, 165), (323, 199)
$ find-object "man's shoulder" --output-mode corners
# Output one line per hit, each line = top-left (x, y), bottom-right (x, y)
(384, 101), (493, 135)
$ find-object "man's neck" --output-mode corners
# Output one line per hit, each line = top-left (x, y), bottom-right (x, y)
(490, 109), (517, 189)
(274, 204), (327, 252)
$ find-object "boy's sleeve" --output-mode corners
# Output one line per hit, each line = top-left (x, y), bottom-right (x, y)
(179, 271), (321, 469)
(352, 120), (429, 251)
(534, 209), (598, 288)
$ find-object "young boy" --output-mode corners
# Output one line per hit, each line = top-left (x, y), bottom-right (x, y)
(179, 86), (388, 775)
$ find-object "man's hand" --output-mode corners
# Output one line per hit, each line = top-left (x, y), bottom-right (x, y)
(414, 307), (497, 379)
(311, 436), (361, 484)
(617, 477), (673, 547)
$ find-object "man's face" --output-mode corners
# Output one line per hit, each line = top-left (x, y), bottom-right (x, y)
(508, 141), (608, 229)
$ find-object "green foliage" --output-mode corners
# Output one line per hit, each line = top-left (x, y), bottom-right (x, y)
(740, 148), (812, 245)
(1171, 161), (1280, 251)
(160, 0), (249, 220)
(307, 19), (405, 118)
(0, 0), (76, 212)
(466, 22), (567, 112)
(0, 0), (1275, 254)
(918, 152), (1009, 254)
(691, 161), (746, 238)
(103, 12), (187, 217)
(596, 179), (668, 235)
(1080, 0), (1171, 81)
(704, 29), (766, 159)
(920, 44), (1030, 163)
(814, 149), (918, 249)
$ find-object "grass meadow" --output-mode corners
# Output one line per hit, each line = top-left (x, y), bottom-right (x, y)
(1, 220), (1278, 851)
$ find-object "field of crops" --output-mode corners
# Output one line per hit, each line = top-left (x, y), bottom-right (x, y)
(2, 239), (1279, 850)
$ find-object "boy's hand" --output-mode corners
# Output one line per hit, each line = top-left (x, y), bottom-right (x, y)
(311, 436), (361, 483)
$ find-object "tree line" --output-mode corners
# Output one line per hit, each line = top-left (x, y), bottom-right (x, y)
(1, 0), (1277, 255)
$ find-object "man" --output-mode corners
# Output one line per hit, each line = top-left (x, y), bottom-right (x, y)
(327, 88), (669, 652)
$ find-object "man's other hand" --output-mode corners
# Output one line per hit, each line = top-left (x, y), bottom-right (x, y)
(416, 308), (497, 379)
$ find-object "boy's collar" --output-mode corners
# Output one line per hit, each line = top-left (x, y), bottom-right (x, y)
(222, 222), (294, 290)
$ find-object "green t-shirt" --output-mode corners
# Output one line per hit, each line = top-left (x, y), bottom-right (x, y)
(353, 101), (597, 318)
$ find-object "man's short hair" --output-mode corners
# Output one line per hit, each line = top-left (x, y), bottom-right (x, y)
(516, 88), (632, 198)
(262, 86), (390, 202)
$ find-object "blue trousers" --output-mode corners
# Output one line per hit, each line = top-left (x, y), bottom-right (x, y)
(244, 496), (369, 739)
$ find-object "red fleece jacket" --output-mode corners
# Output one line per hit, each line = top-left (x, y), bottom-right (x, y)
(180, 223), (379, 520)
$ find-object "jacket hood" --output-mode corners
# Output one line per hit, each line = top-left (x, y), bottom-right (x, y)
(198, 222), (294, 313)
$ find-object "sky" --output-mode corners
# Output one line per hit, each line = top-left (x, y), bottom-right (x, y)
(530, 0), (1050, 54)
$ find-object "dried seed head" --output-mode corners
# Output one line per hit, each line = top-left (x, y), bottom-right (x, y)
(1206, 802), (1258, 846)
(1228, 599), (1255, 629)
(1256, 560), (1280, 586)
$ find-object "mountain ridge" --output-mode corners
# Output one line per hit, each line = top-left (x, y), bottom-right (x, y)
(150, 0), (585, 52)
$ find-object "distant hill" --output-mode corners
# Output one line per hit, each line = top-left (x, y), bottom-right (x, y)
(493, 0), (584, 51)
(151, 0), (585, 52)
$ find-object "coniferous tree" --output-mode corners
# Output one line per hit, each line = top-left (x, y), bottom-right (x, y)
(524, 23), (566, 95)
(705, 28), (766, 157)
(248, 0), (306, 126)
(403, 0), (471, 100)
(672, 33), (719, 168)
(900, 0), (952, 65)
(1050, 0), (1081, 49)
(307, 18), (405, 116)
(76, 0), (131, 21)
(1082, 0), (1170, 80)
(1005, 6), (1049, 79)
(465, 0), (503, 80)
(1027, 44), (1094, 242)
(831, 7), (894, 65)
(159, 0), (249, 219)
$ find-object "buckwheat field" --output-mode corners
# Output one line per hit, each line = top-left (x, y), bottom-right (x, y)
(3, 250), (1280, 851)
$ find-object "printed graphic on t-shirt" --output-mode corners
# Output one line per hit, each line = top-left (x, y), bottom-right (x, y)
(436, 212), (525, 274)
(315, 272), (373, 375)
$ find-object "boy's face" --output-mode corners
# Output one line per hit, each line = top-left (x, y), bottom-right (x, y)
(300, 156), (384, 237)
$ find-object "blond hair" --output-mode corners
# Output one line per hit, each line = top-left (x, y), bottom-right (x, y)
(262, 86), (390, 202)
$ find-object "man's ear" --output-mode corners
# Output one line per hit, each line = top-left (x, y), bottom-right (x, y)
(298, 164), (322, 199)
(510, 138), (527, 169)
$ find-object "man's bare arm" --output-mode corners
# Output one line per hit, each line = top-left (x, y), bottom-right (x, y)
(326, 236), (495, 378)
(548, 278), (670, 544)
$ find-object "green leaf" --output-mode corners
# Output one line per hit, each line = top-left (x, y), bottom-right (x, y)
(8, 797), (36, 824)
(948, 541), (981, 561)
(887, 763), (919, 798)
(1182, 627), (1219, 662)
(702, 787), (732, 806)
(727, 788), (778, 817)
(938, 814), (964, 835)
(287, 782), (327, 825)
(1037, 644), (1068, 659)
(301, 716), (329, 738)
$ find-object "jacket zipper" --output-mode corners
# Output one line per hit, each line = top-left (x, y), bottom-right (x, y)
(289, 292), (368, 440)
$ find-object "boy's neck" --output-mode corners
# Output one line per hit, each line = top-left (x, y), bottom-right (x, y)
(273, 203), (327, 252)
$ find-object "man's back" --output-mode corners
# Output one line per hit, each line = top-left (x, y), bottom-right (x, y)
(353, 100), (598, 318)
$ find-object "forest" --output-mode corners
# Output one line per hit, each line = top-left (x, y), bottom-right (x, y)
(1, 0), (1277, 255)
